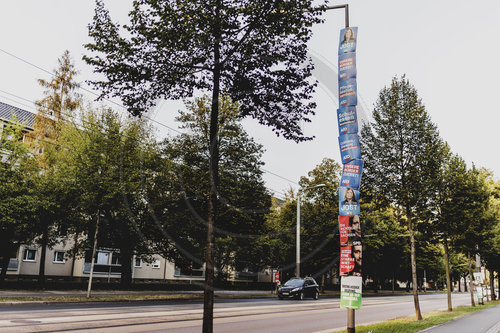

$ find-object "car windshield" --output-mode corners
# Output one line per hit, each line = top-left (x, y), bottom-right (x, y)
(283, 279), (304, 288)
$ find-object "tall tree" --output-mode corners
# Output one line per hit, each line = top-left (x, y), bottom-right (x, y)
(154, 95), (271, 281)
(84, 1), (326, 329)
(29, 51), (81, 287)
(360, 76), (445, 320)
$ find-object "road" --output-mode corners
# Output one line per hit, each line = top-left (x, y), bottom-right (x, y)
(0, 293), (474, 332)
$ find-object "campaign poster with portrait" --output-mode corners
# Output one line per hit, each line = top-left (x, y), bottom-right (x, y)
(339, 215), (362, 246)
(339, 187), (360, 216)
(338, 134), (361, 164)
(338, 27), (358, 55)
(340, 159), (364, 189)
(340, 276), (362, 310)
(339, 52), (356, 81)
(339, 79), (357, 107)
(340, 244), (362, 276)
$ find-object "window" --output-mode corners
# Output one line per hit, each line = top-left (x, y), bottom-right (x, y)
(152, 259), (160, 269)
(97, 252), (110, 265)
(111, 253), (120, 265)
(134, 258), (142, 268)
(53, 251), (65, 263)
(23, 249), (36, 262)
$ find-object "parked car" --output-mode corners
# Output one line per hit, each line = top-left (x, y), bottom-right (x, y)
(278, 277), (319, 300)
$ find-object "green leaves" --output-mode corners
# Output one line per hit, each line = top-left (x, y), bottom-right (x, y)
(84, 0), (326, 141)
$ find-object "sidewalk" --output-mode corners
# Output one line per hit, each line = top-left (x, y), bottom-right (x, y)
(420, 304), (500, 333)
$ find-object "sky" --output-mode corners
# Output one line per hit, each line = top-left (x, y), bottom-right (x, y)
(1, 0), (499, 198)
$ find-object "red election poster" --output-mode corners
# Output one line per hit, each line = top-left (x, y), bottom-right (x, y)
(340, 244), (362, 276)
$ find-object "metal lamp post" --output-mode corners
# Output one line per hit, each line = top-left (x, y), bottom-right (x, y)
(296, 183), (327, 278)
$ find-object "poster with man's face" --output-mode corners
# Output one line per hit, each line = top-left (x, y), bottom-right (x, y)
(340, 245), (362, 276)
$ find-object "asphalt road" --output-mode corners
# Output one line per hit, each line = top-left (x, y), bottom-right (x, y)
(0, 293), (478, 332)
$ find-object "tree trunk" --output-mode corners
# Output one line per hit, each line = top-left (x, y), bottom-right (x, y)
(203, 11), (221, 332)
(467, 252), (475, 307)
(490, 269), (496, 301)
(120, 247), (133, 288)
(408, 215), (422, 320)
(0, 253), (10, 286)
(443, 237), (452, 311)
(38, 225), (49, 289)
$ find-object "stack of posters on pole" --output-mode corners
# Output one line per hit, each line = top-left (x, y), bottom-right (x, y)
(337, 26), (362, 310)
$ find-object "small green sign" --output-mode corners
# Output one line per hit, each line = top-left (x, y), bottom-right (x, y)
(340, 276), (362, 310)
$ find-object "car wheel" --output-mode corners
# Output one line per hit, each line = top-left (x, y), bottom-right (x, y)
(299, 292), (304, 300)
(314, 291), (319, 300)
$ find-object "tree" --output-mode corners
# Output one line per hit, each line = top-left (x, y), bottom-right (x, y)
(84, 1), (326, 329)
(360, 76), (445, 320)
(431, 153), (472, 310)
(28, 51), (82, 287)
(0, 119), (36, 285)
(58, 106), (159, 287)
(153, 95), (271, 281)
(298, 158), (340, 282)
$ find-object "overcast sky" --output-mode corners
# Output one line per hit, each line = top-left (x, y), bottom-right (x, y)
(1, 1), (499, 197)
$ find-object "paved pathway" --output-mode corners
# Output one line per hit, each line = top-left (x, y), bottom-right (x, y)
(420, 304), (500, 333)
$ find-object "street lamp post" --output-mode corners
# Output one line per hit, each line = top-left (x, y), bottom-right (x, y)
(296, 184), (326, 278)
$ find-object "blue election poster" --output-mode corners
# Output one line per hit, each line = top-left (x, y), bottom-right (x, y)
(339, 187), (360, 216)
(338, 134), (361, 164)
(339, 79), (357, 107)
(339, 121), (358, 136)
(338, 27), (358, 55)
(340, 159), (364, 189)
(339, 52), (356, 81)
(337, 107), (357, 127)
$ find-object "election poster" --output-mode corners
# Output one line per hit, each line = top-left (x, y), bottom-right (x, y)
(337, 107), (358, 135)
(339, 215), (362, 246)
(340, 244), (362, 276)
(338, 27), (358, 55)
(339, 52), (356, 81)
(340, 159), (363, 189)
(338, 134), (361, 164)
(339, 79), (357, 107)
(339, 187), (360, 216)
(340, 276), (362, 309)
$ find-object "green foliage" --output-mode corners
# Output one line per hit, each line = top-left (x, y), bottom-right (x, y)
(154, 96), (271, 279)
(84, 0), (326, 141)
(57, 106), (160, 285)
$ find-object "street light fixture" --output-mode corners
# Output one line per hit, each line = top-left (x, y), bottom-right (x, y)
(296, 183), (327, 277)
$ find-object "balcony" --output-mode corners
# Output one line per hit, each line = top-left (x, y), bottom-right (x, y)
(83, 263), (122, 275)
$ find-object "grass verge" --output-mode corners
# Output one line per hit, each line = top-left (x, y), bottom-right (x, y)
(333, 299), (500, 333)
(0, 293), (274, 303)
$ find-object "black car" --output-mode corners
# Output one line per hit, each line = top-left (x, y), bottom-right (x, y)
(278, 277), (320, 300)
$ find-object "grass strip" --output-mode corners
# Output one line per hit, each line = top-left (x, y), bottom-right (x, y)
(0, 293), (274, 303)
(333, 299), (500, 333)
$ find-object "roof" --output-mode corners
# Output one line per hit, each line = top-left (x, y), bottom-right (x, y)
(0, 101), (36, 130)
